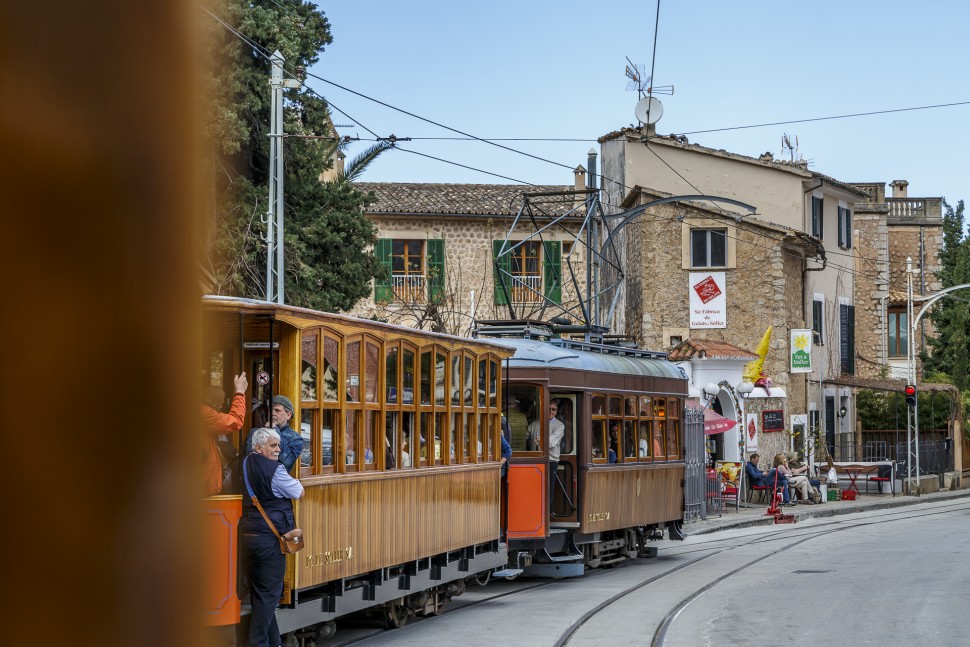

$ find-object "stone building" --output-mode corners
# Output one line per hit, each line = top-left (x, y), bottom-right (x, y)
(348, 180), (589, 334)
(598, 128), (868, 462)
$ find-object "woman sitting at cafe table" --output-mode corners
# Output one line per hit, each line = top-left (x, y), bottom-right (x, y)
(745, 452), (792, 506)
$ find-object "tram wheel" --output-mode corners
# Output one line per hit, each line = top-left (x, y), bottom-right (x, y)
(667, 519), (686, 541)
(382, 602), (409, 629)
(281, 633), (299, 647)
(314, 621), (336, 641)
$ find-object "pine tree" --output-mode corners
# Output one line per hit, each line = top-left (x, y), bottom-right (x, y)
(201, 0), (387, 311)
(924, 199), (970, 390)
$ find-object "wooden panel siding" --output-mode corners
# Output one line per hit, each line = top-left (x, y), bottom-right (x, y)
(294, 464), (501, 590)
(579, 463), (684, 534)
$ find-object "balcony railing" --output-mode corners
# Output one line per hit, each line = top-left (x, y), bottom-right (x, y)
(886, 197), (943, 223)
(392, 274), (425, 303)
(507, 274), (542, 304)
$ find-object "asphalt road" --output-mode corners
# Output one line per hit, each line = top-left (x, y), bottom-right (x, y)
(316, 497), (970, 647)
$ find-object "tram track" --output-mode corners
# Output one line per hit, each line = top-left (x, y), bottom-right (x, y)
(554, 500), (970, 647)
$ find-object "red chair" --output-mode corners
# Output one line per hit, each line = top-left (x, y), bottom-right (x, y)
(747, 483), (768, 503)
(867, 464), (894, 496)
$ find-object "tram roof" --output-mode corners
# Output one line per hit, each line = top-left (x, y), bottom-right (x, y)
(499, 337), (686, 380)
(202, 296), (514, 355)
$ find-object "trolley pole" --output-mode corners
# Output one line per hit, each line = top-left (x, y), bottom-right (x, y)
(264, 51), (300, 304)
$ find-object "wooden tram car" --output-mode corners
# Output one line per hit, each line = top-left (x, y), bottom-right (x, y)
(202, 297), (511, 643)
(477, 321), (689, 577)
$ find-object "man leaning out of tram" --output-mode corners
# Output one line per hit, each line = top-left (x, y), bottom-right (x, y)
(245, 395), (303, 473)
(242, 427), (304, 647)
(202, 372), (248, 495)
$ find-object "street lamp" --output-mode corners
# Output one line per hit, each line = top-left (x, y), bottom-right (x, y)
(702, 382), (719, 409)
(838, 405), (847, 419)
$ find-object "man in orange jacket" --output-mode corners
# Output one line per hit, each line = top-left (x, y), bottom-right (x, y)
(202, 372), (248, 495)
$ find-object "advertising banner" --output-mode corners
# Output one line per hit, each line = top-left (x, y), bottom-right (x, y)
(745, 413), (758, 452)
(790, 328), (813, 373)
(689, 272), (726, 329)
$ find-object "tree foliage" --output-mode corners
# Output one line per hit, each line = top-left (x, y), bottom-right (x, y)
(201, 0), (386, 311)
(923, 199), (970, 390)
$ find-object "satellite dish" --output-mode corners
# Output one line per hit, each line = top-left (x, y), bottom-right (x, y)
(635, 96), (663, 125)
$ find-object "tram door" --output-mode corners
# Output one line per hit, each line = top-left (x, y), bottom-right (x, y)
(246, 349), (280, 431)
(551, 393), (578, 521)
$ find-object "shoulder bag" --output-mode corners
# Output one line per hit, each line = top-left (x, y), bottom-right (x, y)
(243, 455), (304, 554)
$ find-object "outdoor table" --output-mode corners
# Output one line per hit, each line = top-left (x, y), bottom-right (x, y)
(835, 464), (881, 495)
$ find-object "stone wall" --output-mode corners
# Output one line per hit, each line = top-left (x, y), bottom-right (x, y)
(852, 204), (890, 378)
(348, 215), (587, 334)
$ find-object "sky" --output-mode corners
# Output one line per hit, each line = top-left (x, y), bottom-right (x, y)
(308, 1), (970, 205)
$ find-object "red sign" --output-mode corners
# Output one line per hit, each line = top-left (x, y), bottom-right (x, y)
(693, 275), (722, 304)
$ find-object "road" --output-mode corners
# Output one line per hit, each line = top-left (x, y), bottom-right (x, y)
(315, 498), (970, 647)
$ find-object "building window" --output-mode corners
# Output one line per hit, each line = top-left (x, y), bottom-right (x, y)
(811, 196), (824, 239)
(812, 297), (824, 345)
(840, 303), (855, 375)
(690, 228), (727, 268)
(888, 307), (908, 357)
(493, 240), (561, 305)
(838, 206), (852, 249)
(374, 238), (444, 303)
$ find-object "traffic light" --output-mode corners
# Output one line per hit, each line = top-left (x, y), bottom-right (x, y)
(905, 384), (917, 408)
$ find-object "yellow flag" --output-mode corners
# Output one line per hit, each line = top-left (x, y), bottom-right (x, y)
(742, 327), (772, 382)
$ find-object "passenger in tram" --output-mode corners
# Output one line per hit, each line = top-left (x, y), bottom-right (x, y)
(608, 422), (619, 463)
(526, 403), (542, 451)
(500, 431), (512, 478)
(241, 428), (304, 647)
(245, 395), (302, 473)
(745, 452), (792, 505)
(202, 372), (248, 496)
(401, 436), (412, 468)
(624, 421), (636, 460)
(507, 397), (530, 451)
(548, 400), (565, 505)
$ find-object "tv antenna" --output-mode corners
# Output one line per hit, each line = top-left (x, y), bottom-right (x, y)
(781, 133), (801, 162)
(624, 57), (674, 99)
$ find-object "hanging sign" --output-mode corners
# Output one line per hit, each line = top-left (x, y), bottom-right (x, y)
(745, 413), (758, 452)
(689, 272), (726, 329)
(790, 328), (813, 373)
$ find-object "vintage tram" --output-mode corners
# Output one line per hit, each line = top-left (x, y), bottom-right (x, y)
(203, 297), (511, 643)
(477, 320), (690, 577)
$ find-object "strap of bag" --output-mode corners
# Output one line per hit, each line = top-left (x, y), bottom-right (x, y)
(242, 454), (283, 540)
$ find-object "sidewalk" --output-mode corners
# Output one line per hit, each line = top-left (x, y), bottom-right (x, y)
(687, 487), (970, 535)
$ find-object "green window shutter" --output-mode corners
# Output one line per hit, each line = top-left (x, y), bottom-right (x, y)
(426, 239), (444, 302)
(374, 238), (392, 302)
(493, 240), (510, 306)
(543, 241), (562, 304)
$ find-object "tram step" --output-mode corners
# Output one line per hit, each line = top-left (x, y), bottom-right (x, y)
(492, 568), (524, 579)
(543, 550), (584, 563)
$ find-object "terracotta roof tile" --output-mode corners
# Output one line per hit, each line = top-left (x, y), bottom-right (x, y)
(356, 182), (576, 217)
(668, 338), (758, 361)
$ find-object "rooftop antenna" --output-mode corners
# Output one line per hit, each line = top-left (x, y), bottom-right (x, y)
(781, 133), (801, 163)
(626, 57), (673, 129)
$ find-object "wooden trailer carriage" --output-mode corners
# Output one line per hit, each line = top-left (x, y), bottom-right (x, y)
(202, 297), (511, 640)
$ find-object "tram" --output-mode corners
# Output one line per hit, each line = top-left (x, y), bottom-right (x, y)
(203, 297), (511, 643)
(477, 320), (690, 577)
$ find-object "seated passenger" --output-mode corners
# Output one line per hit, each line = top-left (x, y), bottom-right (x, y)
(745, 452), (791, 505)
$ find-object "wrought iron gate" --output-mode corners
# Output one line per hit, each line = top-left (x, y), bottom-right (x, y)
(683, 404), (706, 522)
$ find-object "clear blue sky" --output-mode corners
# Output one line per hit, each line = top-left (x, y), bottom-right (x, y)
(310, 1), (969, 205)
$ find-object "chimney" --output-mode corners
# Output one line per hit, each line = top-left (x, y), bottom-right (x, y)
(335, 150), (346, 176)
(890, 179), (909, 198)
(574, 165), (587, 192)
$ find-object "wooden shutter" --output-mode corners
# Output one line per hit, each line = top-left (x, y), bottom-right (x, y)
(838, 207), (845, 248)
(846, 209), (852, 249)
(542, 240), (562, 304)
(426, 239), (444, 302)
(492, 240), (510, 306)
(847, 305), (855, 374)
(812, 299), (823, 342)
(840, 304), (855, 374)
(374, 238), (392, 302)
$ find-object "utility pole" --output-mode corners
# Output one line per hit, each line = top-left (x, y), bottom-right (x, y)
(906, 257), (920, 495)
(264, 51), (301, 304)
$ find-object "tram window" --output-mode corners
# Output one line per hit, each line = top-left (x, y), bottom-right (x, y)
(435, 352), (446, 406)
(608, 395), (622, 416)
(550, 395), (575, 455)
(607, 420), (620, 463)
(321, 410), (334, 467)
(344, 411), (358, 469)
(591, 419), (606, 462)
(323, 337), (339, 402)
(435, 412), (448, 465)
(653, 398), (667, 419)
(363, 410), (377, 466)
(623, 421), (636, 460)
(365, 342), (379, 403)
(420, 351), (432, 406)
(667, 398), (680, 419)
(386, 346), (399, 404)
(402, 412), (415, 468)
(666, 419), (680, 459)
(402, 349), (415, 405)
(488, 360), (498, 408)
(208, 350), (224, 388)
(592, 394), (606, 416)
(480, 413), (490, 460)
(476, 358), (485, 407)
(463, 357), (474, 407)
(451, 355), (461, 406)
(450, 413), (460, 461)
(301, 332), (317, 402)
(300, 409), (314, 471)
(653, 421), (666, 460)
(504, 384), (540, 453)
(638, 420), (651, 460)
(419, 412), (433, 463)
(346, 341), (361, 403)
(385, 411), (398, 470)
(639, 396), (652, 418)
(625, 396), (637, 417)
